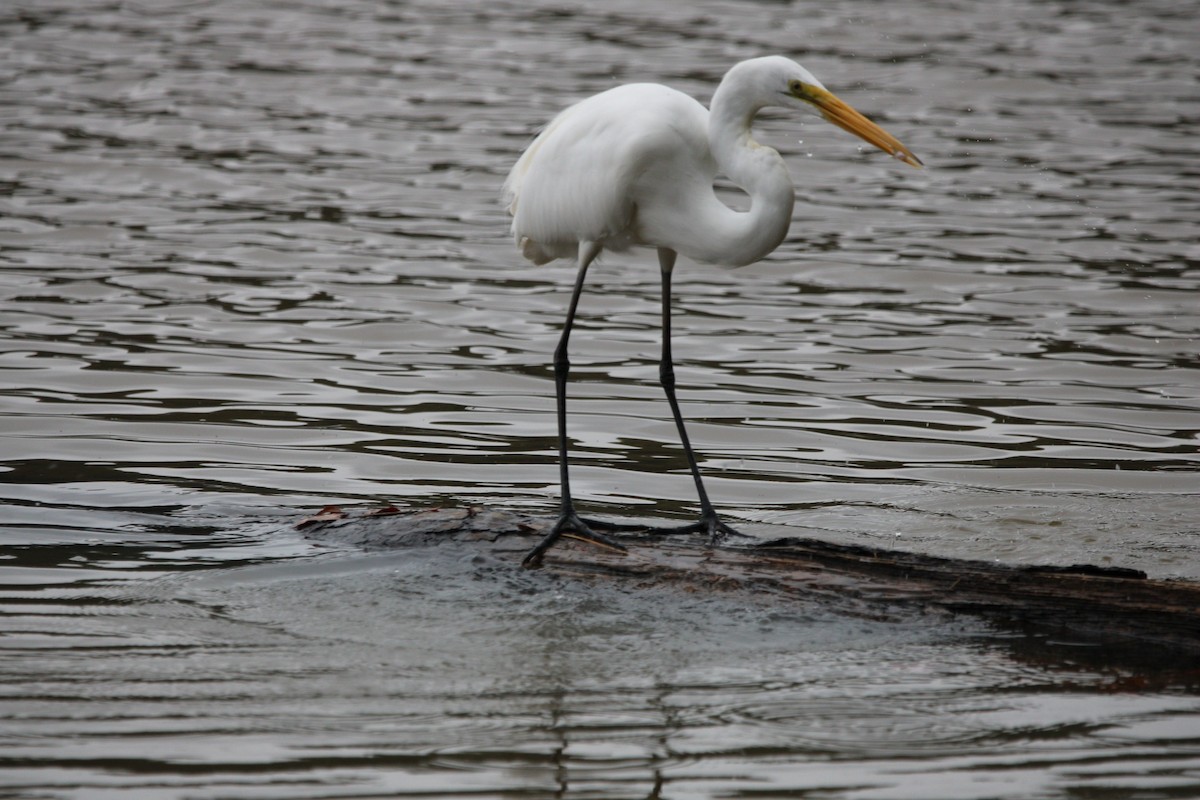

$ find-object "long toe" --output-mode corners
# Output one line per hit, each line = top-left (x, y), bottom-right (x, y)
(705, 515), (742, 545)
(522, 512), (628, 568)
(641, 511), (743, 544)
(578, 516), (649, 533)
(564, 515), (628, 552)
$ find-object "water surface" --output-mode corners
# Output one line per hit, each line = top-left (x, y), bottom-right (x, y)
(2, 0), (1199, 797)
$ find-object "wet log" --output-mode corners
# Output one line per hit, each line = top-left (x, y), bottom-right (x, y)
(298, 504), (1200, 664)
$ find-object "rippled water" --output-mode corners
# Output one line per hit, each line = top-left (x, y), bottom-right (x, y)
(2, 0), (1199, 797)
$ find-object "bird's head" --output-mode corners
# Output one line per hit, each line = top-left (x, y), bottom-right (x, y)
(738, 56), (923, 168)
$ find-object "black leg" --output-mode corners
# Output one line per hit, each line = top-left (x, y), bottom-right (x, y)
(654, 248), (739, 542)
(523, 241), (628, 567)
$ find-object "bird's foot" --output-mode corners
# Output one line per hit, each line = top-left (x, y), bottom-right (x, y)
(643, 510), (746, 546)
(578, 516), (649, 534)
(521, 511), (629, 569)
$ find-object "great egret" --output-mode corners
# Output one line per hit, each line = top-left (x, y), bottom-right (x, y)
(504, 56), (921, 567)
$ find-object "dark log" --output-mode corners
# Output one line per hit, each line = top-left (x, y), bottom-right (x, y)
(298, 505), (1200, 667)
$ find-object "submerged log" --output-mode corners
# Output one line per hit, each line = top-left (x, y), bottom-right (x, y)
(298, 504), (1200, 664)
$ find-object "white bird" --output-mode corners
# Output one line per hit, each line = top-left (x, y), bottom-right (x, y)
(503, 56), (921, 567)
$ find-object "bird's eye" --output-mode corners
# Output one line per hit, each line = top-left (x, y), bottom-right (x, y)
(788, 79), (805, 96)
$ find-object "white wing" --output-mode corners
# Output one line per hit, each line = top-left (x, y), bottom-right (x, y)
(503, 83), (712, 265)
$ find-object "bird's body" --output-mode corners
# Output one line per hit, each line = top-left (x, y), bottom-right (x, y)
(504, 56), (921, 566)
(505, 80), (791, 267)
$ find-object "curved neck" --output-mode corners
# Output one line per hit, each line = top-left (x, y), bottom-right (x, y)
(694, 81), (795, 267)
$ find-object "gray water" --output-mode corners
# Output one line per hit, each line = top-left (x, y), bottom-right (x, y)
(2, 0), (1199, 798)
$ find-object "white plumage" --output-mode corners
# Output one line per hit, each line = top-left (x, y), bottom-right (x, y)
(504, 82), (718, 264)
(504, 56), (921, 566)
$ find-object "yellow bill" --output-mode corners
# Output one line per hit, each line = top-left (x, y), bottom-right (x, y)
(800, 84), (923, 168)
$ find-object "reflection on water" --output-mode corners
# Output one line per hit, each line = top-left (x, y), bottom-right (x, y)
(1, 0), (1198, 797)
(7, 544), (1200, 799)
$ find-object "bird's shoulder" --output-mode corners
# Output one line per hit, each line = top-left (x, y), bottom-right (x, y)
(556, 82), (709, 145)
